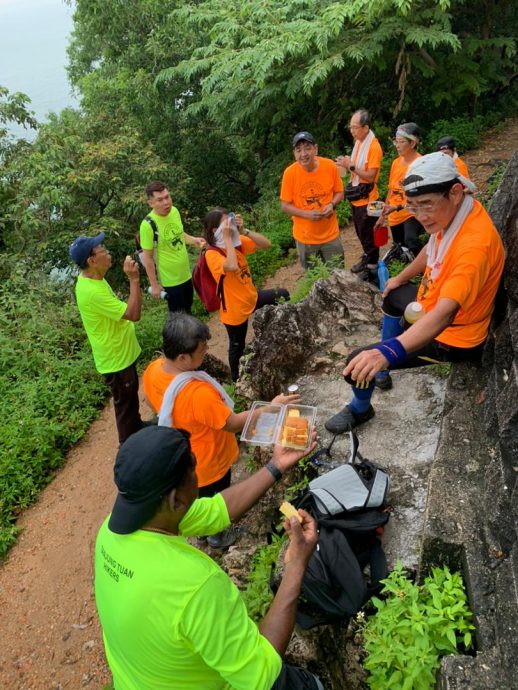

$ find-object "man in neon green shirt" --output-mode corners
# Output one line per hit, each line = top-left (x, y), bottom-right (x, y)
(95, 426), (325, 690)
(140, 180), (205, 313)
(70, 232), (143, 444)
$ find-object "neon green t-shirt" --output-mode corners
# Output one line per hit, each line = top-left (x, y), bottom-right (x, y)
(140, 209), (191, 288)
(95, 494), (282, 690)
(75, 274), (141, 374)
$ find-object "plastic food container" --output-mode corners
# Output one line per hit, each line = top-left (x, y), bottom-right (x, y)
(241, 402), (317, 453)
(240, 402), (283, 446)
(367, 201), (385, 217)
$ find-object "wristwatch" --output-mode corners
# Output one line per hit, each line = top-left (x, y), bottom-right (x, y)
(266, 461), (283, 482)
(349, 164), (356, 172)
(331, 201), (337, 210)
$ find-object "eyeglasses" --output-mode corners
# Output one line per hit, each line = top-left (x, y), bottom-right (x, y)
(349, 124), (365, 130)
(91, 246), (108, 255)
(405, 195), (448, 216)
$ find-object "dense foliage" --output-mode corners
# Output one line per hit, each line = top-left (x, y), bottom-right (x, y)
(361, 562), (475, 689)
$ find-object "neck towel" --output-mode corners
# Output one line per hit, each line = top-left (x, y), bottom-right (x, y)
(426, 195), (474, 280)
(158, 371), (235, 427)
(351, 130), (375, 186)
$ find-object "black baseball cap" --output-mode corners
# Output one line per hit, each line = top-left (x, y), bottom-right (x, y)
(292, 131), (316, 147)
(436, 136), (456, 152)
(69, 232), (105, 266)
(108, 426), (193, 534)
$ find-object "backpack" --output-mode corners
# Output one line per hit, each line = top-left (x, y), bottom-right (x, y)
(290, 433), (391, 629)
(192, 246), (242, 313)
(135, 216), (159, 266)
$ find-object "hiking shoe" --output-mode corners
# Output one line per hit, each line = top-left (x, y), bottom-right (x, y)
(375, 372), (393, 390)
(351, 256), (368, 274)
(324, 405), (375, 434)
(207, 527), (239, 550)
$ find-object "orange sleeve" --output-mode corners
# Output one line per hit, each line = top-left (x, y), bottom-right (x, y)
(455, 158), (469, 179)
(189, 383), (232, 430)
(239, 235), (257, 256)
(280, 165), (295, 202)
(205, 249), (226, 281)
(366, 139), (383, 171)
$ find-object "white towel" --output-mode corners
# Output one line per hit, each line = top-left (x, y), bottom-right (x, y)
(350, 130), (376, 186)
(426, 195), (474, 280)
(158, 371), (235, 427)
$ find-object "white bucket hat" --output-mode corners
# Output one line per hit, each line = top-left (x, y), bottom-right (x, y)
(403, 151), (476, 196)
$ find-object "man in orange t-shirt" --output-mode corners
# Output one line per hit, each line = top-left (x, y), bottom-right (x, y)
(336, 109), (383, 278)
(436, 136), (470, 180)
(280, 131), (344, 269)
(143, 312), (299, 547)
(325, 152), (505, 435)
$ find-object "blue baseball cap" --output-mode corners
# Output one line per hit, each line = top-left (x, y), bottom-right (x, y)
(69, 232), (105, 265)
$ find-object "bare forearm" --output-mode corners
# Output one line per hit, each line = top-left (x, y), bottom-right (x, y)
(142, 252), (160, 287)
(281, 201), (310, 219)
(221, 466), (276, 521)
(223, 240), (238, 272)
(222, 410), (250, 432)
(259, 562), (305, 655)
(354, 167), (378, 183)
(123, 279), (142, 321)
(398, 299), (459, 354)
(246, 230), (271, 250)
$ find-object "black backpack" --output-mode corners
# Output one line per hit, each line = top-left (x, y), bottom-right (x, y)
(135, 216), (159, 264)
(292, 433), (391, 629)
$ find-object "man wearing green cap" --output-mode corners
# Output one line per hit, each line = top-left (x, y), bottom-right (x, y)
(69, 233), (143, 444)
(95, 425), (324, 690)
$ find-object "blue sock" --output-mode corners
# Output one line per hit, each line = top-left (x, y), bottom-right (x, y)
(381, 313), (403, 340)
(376, 314), (402, 380)
(349, 381), (375, 414)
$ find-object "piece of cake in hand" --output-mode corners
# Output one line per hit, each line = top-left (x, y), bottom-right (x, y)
(279, 501), (303, 524)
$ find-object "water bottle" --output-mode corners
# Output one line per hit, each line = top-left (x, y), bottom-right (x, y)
(147, 287), (167, 299)
(377, 259), (389, 292)
(401, 301), (424, 327)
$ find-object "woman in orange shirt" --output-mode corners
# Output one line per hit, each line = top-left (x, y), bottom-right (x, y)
(203, 208), (289, 381)
(379, 122), (424, 257)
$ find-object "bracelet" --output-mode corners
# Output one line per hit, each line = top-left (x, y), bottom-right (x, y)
(266, 461), (283, 482)
(372, 338), (407, 367)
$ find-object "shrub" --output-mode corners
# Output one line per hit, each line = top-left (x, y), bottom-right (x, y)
(361, 562), (475, 690)
(290, 255), (343, 304)
(241, 533), (287, 621)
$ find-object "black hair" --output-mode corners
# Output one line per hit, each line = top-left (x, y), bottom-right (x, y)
(162, 313), (211, 361)
(202, 207), (229, 245)
(145, 180), (168, 198)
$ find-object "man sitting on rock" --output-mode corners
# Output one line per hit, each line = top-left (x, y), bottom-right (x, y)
(95, 425), (325, 690)
(325, 152), (505, 434)
(143, 312), (298, 549)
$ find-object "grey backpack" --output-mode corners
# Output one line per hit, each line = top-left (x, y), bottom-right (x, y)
(308, 432), (390, 516)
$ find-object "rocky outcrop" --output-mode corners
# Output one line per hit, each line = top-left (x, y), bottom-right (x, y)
(238, 272), (380, 399)
(424, 152), (518, 690)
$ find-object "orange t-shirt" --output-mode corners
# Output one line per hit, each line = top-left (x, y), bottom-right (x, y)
(143, 358), (238, 487)
(351, 137), (384, 207)
(386, 154), (422, 226)
(205, 235), (257, 326)
(454, 156), (469, 179)
(417, 200), (505, 348)
(280, 157), (344, 244)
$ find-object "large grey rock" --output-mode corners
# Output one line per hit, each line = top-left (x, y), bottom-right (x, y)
(238, 271), (379, 399)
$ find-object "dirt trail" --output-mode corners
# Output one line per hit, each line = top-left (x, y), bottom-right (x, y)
(0, 120), (516, 690)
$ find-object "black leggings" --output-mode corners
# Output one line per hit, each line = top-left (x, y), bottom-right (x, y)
(225, 287), (290, 381)
(198, 469), (232, 498)
(271, 664), (324, 689)
(390, 217), (424, 257)
(164, 278), (194, 314)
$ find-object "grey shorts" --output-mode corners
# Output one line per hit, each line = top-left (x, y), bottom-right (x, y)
(296, 237), (344, 270)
